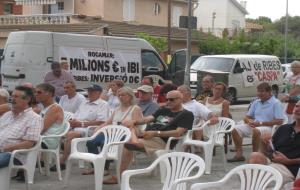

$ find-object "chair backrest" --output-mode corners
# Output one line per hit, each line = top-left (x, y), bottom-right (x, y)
(98, 125), (131, 158)
(221, 164), (282, 190)
(155, 152), (205, 190)
(64, 111), (74, 121)
(203, 117), (235, 145)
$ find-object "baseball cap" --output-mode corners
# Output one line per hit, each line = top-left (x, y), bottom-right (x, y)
(137, 85), (154, 93)
(85, 84), (103, 92)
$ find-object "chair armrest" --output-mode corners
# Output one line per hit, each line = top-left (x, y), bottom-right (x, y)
(165, 136), (184, 151)
(101, 141), (127, 155)
(70, 136), (95, 153)
(171, 175), (203, 190)
(190, 181), (225, 190)
(41, 134), (64, 139)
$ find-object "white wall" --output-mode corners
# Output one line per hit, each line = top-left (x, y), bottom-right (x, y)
(194, 0), (246, 36)
(226, 1), (245, 29)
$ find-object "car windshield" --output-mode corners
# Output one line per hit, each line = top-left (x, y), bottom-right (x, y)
(191, 57), (234, 72)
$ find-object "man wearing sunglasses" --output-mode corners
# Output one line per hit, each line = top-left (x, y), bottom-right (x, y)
(118, 90), (194, 177)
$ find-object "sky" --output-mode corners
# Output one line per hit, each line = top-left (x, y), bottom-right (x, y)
(245, 0), (300, 21)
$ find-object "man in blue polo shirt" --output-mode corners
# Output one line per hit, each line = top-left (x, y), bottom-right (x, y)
(228, 82), (284, 162)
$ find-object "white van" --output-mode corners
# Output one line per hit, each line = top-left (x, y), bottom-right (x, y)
(190, 54), (285, 102)
(0, 31), (168, 91)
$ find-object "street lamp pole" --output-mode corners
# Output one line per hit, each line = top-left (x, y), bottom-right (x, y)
(184, 0), (192, 85)
(167, 0), (171, 61)
(284, 0), (288, 64)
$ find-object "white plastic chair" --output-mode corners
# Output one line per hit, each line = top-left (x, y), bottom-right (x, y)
(121, 152), (205, 190)
(64, 125), (131, 190)
(0, 137), (42, 190)
(38, 122), (70, 180)
(183, 117), (235, 174)
(155, 134), (187, 183)
(190, 164), (283, 190)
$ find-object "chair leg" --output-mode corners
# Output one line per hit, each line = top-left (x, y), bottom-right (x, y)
(44, 153), (51, 177)
(37, 154), (43, 174)
(93, 160), (105, 190)
(0, 167), (11, 190)
(55, 151), (62, 181)
(115, 160), (121, 186)
(220, 146), (227, 171)
(64, 160), (72, 187)
(224, 135), (228, 154)
(203, 145), (214, 174)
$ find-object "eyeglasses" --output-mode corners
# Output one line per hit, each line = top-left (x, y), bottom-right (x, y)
(167, 97), (179, 102)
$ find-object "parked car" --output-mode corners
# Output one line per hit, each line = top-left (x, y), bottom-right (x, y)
(282, 63), (292, 80)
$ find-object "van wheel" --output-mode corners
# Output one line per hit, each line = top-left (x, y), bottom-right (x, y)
(272, 85), (279, 98)
(227, 88), (237, 104)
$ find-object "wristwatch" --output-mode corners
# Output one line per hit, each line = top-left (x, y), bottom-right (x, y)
(157, 131), (161, 137)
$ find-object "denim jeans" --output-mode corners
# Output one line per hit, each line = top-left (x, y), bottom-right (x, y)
(0, 152), (21, 169)
(86, 134), (111, 170)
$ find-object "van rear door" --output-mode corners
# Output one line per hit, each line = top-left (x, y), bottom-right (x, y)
(1, 32), (52, 91)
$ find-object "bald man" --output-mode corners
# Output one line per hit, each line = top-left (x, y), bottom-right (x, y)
(103, 90), (195, 184)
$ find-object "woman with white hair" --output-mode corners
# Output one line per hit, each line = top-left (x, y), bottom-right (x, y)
(281, 60), (300, 123)
(81, 86), (143, 180)
(0, 88), (10, 117)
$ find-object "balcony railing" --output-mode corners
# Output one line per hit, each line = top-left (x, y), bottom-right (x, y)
(0, 14), (73, 25)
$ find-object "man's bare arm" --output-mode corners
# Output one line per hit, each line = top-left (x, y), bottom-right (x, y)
(3, 140), (36, 152)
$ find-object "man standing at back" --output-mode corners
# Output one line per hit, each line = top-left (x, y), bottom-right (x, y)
(44, 62), (75, 101)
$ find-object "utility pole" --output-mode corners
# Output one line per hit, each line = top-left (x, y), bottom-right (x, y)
(167, 0), (171, 62)
(284, 0), (288, 64)
(184, 0), (192, 85)
(212, 11), (216, 34)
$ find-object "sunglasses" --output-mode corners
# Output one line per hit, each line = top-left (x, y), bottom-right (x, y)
(167, 97), (179, 102)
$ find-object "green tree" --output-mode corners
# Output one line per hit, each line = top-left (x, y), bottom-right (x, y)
(136, 32), (167, 53)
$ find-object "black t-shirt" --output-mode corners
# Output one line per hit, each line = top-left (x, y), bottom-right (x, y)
(151, 107), (194, 142)
(272, 123), (300, 177)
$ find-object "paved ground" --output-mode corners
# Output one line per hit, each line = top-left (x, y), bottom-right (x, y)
(11, 105), (250, 190)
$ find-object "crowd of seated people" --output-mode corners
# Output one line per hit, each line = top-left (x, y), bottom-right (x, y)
(0, 73), (299, 188)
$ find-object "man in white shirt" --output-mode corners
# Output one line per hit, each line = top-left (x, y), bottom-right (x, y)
(52, 84), (110, 171)
(59, 81), (86, 113)
(177, 85), (218, 126)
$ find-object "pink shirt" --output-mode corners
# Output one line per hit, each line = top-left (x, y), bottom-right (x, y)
(44, 70), (75, 97)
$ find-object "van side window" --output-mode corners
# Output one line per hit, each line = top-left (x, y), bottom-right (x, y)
(141, 50), (164, 71)
(233, 60), (244, 73)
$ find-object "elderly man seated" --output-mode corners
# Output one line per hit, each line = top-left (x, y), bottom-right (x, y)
(102, 90), (194, 184)
(59, 81), (86, 113)
(51, 84), (109, 171)
(0, 86), (42, 181)
(137, 85), (159, 116)
(249, 100), (300, 186)
(228, 82), (284, 162)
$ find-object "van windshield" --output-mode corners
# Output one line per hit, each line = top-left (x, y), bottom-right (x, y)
(191, 57), (234, 72)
